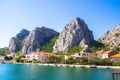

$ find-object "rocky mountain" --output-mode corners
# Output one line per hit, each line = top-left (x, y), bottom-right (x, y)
(9, 37), (21, 52)
(53, 17), (94, 53)
(99, 24), (120, 50)
(16, 29), (30, 40)
(8, 29), (30, 53)
(22, 27), (59, 54)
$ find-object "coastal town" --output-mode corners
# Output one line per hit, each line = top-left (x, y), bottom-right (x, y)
(0, 18), (120, 68)
(0, 0), (120, 80)
(1, 49), (120, 68)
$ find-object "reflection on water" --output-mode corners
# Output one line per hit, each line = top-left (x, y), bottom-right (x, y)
(0, 64), (119, 80)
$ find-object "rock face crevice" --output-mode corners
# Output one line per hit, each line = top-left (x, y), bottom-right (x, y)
(9, 37), (21, 52)
(22, 27), (59, 54)
(53, 17), (94, 53)
(8, 29), (30, 53)
(99, 24), (120, 49)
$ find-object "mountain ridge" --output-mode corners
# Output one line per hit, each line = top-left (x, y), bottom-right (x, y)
(7, 17), (120, 54)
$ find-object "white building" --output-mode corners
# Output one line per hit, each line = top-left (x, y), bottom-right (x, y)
(26, 52), (54, 62)
(72, 51), (90, 59)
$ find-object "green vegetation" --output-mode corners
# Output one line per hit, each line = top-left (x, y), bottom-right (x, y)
(0, 48), (6, 55)
(41, 36), (59, 52)
(113, 46), (120, 52)
(68, 46), (83, 54)
(115, 33), (120, 37)
(65, 58), (76, 64)
(15, 40), (24, 54)
(89, 58), (112, 65)
(4, 56), (13, 60)
(15, 55), (25, 62)
(56, 51), (64, 55)
(80, 58), (89, 65)
(90, 40), (104, 52)
(47, 56), (62, 63)
(16, 50), (22, 55)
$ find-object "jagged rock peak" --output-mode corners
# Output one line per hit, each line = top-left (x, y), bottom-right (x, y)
(70, 17), (88, 29)
(22, 26), (59, 54)
(8, 29), (30, 53)
(99, 24), (120, 49)
(53, 17), (94, 53)
(9, 37), (21, 52)
(16, 29), (30, 40)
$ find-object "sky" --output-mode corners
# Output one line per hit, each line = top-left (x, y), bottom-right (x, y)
(0, 0), (120, 48)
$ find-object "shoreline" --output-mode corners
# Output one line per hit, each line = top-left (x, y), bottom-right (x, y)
(13, 63), (120, 69)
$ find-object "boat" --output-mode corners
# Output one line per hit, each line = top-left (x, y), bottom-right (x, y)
(90, 65), (97, 68)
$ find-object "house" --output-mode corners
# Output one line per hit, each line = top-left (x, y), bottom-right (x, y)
(93, 50), (103, 59)
(102, 50), (116, 59)
(0, 55), (4, 60)
(26, 52), (54, 62)
(26, 52), (38, 60)
(72, 51), (90, 59)
(7, 53), (17, 58)
(64, 55), (72, 60)
(110, 53), (120, 62)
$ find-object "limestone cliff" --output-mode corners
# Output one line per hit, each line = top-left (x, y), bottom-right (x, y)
(99, 24), (120, 49)
(22, 27), (59, 54)
(53, 17), (94, 53)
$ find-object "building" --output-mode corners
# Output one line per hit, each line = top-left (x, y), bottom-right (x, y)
(26, 52), (37, 60)
(93, 50), (103, 59)
(110, 53), (120, 62)
(0, 55), (4, 60)
(26, 52), (54, 62)
(102, 50), (116, 59)
(64, 55), (72, 60)
(72, 51), (90, 59)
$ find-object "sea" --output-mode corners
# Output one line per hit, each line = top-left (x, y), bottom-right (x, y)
(0, 64), (119, 80)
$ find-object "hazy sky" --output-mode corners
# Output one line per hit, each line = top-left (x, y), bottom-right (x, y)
(0, 0), (120, 48)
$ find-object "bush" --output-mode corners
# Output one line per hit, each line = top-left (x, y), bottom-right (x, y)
(68, 46), (83, 54)
(41, 36), (59, 52)
(100, 58), (112, 65)
(112, 62), (120, 66)
(81, 58), (89, 65)
(56, 51), (64, 55)
(88, 58), (112, 65)
(65, 58), (76, 64)
(47, 56), (62, 63)
(15, 55), (25, 62)
(4, 56), (13, 60)
(0, 48), (6, 56)
(90, 40), (104, 52)
(115, 33), (120, 37)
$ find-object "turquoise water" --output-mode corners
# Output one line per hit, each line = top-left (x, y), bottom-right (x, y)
(0, 64), (119, 80)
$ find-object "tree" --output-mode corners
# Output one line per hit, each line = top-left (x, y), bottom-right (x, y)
(4, 56), (13, 60)
(56, 51), (64, 55)
(47, 56), (62, 63)
(0, 48), (6, 55)
(100, 58), (112, 65)
(90, 40), (104, 52)
(65, 58), (76, 64)
(68, 46), (83, 54)
(15, 55), (25, 62)
(41, 36), (59, 52)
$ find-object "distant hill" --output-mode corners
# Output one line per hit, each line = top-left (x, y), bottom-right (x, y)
(99, 24), (120, 51)
(8, 27), (59, 54)
(9, 29), (30, 53)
